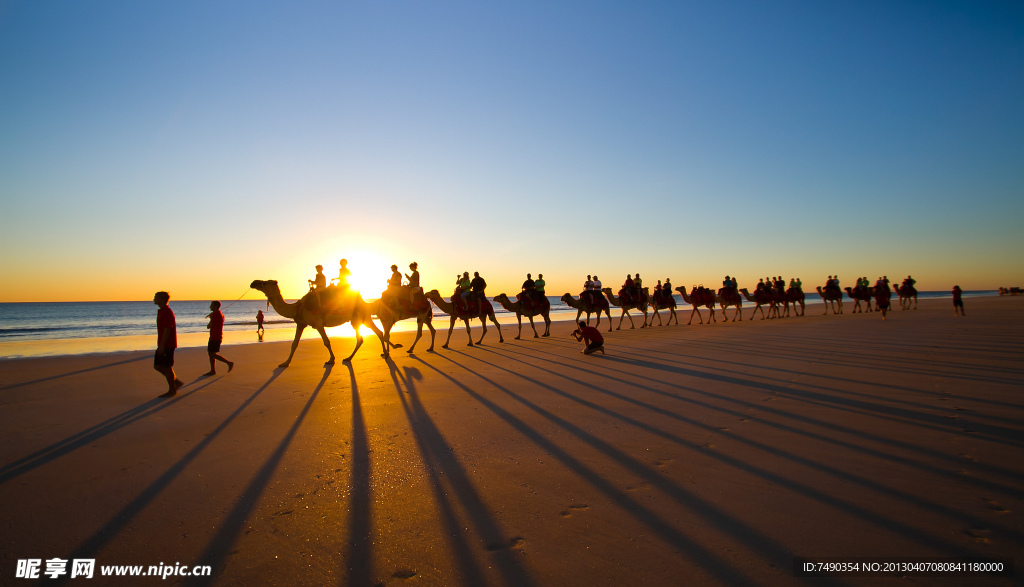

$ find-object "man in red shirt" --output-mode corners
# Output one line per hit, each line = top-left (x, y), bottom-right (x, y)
(572, 321), (606, 355)
(203, 300), (234, 376)
(154, 291), (183, 397)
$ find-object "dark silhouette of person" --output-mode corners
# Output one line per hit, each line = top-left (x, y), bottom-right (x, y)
(572, 321), (606, 355)
(154, 291), (183, 397)
(256, 310), (265, 338)
(953, 285), (965, 316)
(203, 300), (234, 376)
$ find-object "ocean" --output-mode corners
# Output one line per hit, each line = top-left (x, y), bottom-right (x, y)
(0, 290), (996, 359)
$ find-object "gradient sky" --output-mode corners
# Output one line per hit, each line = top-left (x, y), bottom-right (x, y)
(1, 1), (1022, 302)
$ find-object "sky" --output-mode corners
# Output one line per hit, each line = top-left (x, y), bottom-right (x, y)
(1, 0), (1022, 302)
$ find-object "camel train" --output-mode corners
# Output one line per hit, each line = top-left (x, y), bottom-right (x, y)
(250, 273), (918, 366)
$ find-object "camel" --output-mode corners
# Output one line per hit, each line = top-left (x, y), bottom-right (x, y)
(717, 288), (743, 322)
(815, 285), (844, 315)
(677, 286), (717, 325)
(894, 284), (918, 310)
(647, 289), (679, 326)
(560, 293), (613, 331)
(424, 290), (504, 348)
(250, 280), (391, 367)
(365, 289), (436, 353)
(739, 288), (777, 320)
(784, 287), (806, 317)
(844, 286), (874, 313)
(493, 293), (551, 339)
(602, 287), (650, 330)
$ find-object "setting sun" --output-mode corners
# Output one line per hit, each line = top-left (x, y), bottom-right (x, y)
(331, 250), (393, 299)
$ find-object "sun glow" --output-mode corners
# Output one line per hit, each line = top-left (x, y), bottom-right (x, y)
(332, 249), (393, 299)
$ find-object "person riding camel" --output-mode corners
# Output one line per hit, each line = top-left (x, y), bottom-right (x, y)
(634, 273), (644, 303)
(405, 262), (421, 304)
(308, 265), (327, 311)
(583, 275), (594, 305)
(535, 274), (545, 298)
(384, 264), (404, 310)
(621, 274), (634, 304)
(458, 271), (472, 305)
(332, 259), (351, 290)
(664, 278), (673, 302)
(470, 271), (487, 307)
(520, 273), (536, 310)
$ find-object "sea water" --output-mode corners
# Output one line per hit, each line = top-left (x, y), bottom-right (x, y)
(0, 290), (997, 358)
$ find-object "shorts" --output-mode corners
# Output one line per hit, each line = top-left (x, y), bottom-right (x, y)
(208, 339), (222, 353)
(154, 348), (175, 368)
(584, 341), (604, 355)
(953, 300), (964, 308)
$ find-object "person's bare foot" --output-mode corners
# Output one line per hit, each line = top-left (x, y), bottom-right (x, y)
(174, 379), (184, 390)
(227, 362), (234, 373)
(202, 371), (216, 376)
(159, 390), (176, 398)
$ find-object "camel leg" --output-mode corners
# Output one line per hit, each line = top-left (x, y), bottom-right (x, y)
(426, 321), (437, 351)
(542, 314), (551, 336)
(279, 324), (307, 368)
(575, 308), (584, 325)
(476, 317), (487, 345)
(490, 313), (504, 342)
(623, 310), (635, 329)
(528, 314), (539, 338)
(708, 308), (716, 323)
(463, 318), (474, 346)
(514, 314), (523, 340)
(442, 317), (457, 349)
(358, 319), (389, 359)
(316, 327), (336, 366)
(407, 320), (423, 353)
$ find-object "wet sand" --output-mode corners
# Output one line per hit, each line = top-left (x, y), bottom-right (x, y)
(0, 296), (1021, 585)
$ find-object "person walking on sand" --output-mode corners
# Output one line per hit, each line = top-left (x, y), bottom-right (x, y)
(203, 301), (234, 376)
(953, 285), (965, 316)
(572, 321), (605, 355)
(154, 291), (183, 398)
(256, 309), (265, 337)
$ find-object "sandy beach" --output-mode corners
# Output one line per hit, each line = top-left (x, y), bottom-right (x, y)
(0, 296), (1021, 585)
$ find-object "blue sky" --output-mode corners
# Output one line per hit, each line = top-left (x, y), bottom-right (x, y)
(1, 1), (1021, 301)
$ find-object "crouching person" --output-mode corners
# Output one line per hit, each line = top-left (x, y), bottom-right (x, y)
(572, 321), (605, 355)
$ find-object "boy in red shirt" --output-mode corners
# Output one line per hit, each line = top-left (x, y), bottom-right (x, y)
(572, 321), (606, 355)
(154, 291), (183, 397)
(203, 300), (234, 376)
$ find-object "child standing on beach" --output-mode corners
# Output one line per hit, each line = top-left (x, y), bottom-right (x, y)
(154, 291), (183, 398)
(203, 301), (234, 376)
(953, 286), (965, 316)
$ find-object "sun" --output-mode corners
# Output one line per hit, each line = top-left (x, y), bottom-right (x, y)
(332, 249), (392, 298)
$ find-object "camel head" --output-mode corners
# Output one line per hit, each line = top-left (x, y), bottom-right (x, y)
(561, 293), (573, 303)
(492, 293), (510, 303)
(250, 280), (281, 298)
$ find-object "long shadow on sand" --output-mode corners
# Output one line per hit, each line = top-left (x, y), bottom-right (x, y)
(0, 354), (150, 392)
(189, 367), (332, 586)
(497, 342), (1023, 492)
(412, 354), (777, 586)
(388, 360), (534, 587)
(0, 377), (214, 485)
(472, 346), (1024, 548)
(56, 370), (284, 578)
(345, 362), (372, 586)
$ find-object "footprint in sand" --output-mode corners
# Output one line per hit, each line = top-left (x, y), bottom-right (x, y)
(392, 569), (416, 579)
(485, 536), (526, 551)
(983, 498), (1010, 514)
(965, 528), (991, 543)
(560, 504), (590, 517)
(653, 459), (673, 468)
(626, 482), (652, 492)
(958, 453), (977, 462)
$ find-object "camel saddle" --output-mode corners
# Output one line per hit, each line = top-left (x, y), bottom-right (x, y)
(581, 291), (609, 310)
(719, 288), (741, 305)
(386, 288), (431, 315)
(300, 286), (353, 314)
(515, 292), (550, 313)
(617, 288), (647, 307)
(654, 290), (675, 307)
(453, 293), (487, 317)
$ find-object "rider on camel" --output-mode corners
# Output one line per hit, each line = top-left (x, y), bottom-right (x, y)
(405, 262), (421, 304)
(470, 271), (487, 305)
(309, 265), (327, 311)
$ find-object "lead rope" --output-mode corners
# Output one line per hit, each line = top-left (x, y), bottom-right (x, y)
(220, 287), (253, 312)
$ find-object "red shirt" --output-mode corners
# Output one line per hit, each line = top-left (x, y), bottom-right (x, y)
(157, 306), (177, 349)
(578, 325), (604, 345)
(209, 310), (225, 341)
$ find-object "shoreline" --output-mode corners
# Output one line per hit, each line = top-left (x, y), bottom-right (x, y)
(0, 294), (1001, 360)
